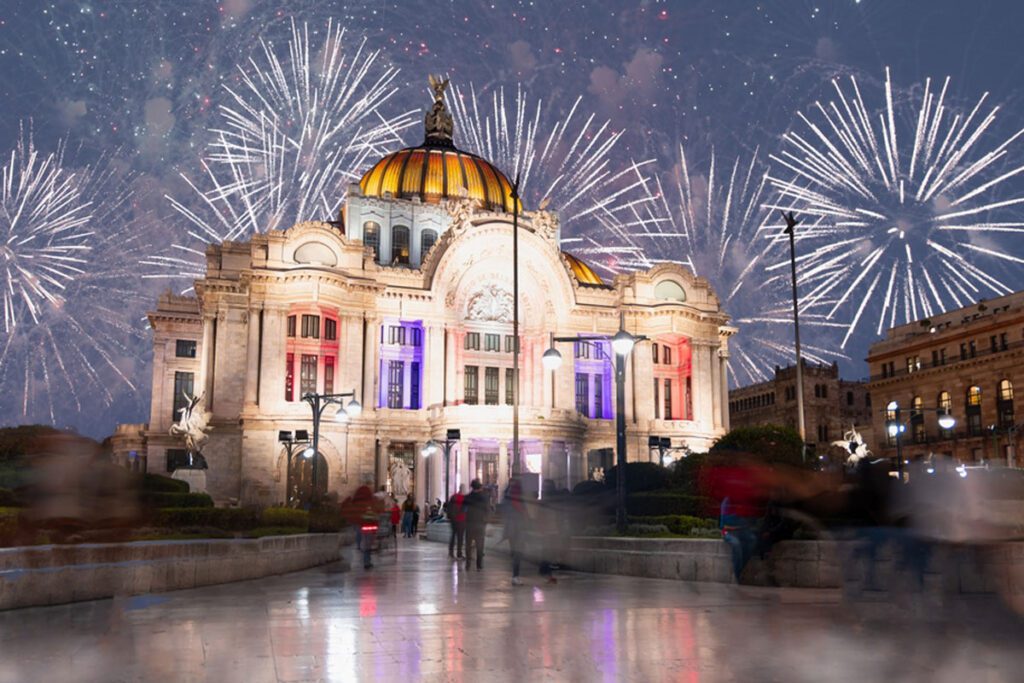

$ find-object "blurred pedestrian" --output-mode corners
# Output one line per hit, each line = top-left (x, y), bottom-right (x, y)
(411, 502), (421, 536)
(502, 479), (529, 585)
(464, 479), (489, 570)
(447, 485), (467, 559)
(390, 500), (401, 539)
(401, 494), (415, 537)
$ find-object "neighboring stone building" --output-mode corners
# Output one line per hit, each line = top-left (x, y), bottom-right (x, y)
(867, 291), (1024, 466)
(120, 82), (734, 507)
(728, 361), (873, 455)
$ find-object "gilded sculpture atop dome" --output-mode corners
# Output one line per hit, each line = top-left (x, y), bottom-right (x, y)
(425, 74), (453, 145)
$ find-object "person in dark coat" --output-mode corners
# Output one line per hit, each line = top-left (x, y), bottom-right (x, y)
(447, 485), (467, 559)
(502, 479), (530, 585)
(463, 479), (489, 570)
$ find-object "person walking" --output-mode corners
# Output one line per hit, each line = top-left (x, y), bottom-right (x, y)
(464, 479), (489, 571)
(389, 500), (401, 541)
(411, 502), (421, 536)
(503, 479), (530, 585)
(447, 485), (467, 559)
(401, 494), (415, 537)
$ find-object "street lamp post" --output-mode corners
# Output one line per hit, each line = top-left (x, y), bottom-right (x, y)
(885, 406), (956, 480)
(301, 391), (362, 506)
(781, 211), (807, 462)
(511, 174), (522, 478)
(278, 430), (310, 508)
(543, 318), (647, 532)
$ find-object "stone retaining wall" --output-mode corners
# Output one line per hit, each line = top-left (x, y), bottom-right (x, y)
(0, 532), (352, 611)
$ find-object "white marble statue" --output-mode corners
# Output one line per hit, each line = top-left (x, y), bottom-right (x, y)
(169, 391), (212, 461)
(389, 459), (412, 498)
(832, 424), (871, 465)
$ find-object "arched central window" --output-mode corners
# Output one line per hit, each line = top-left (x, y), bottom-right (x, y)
(391, 225), (410, 265)
(966, 385), (983, 436)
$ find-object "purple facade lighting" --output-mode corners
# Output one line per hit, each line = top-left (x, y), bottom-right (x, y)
(378, 319), (425, 409)
(574, 339), (613, 419)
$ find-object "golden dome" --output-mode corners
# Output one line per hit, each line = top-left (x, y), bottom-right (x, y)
(563, 252), (605, 286)
(359, 145), (515, 213)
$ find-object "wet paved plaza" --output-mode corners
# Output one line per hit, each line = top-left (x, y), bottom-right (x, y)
(0, 538), (1021, 682)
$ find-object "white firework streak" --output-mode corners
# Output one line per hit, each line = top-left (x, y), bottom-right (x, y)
(767, 68), (1024, 348)
(149, 19), (416, 282)
(569, 145), (847, 386)
(447, 82), (656, 226)
(0, 125), (148, 423)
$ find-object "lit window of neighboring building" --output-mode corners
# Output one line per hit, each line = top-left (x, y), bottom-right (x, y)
(966, 386), (982, 435)
(998, 379), (1014, 428)
(175, 339), (197, 358)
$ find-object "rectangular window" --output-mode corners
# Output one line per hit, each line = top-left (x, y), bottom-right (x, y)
(574, 341), (590, 359)
(464, 366), (479, 404)
(301, 314), (319, 339)
(324, 318), (337, 341)
(485, 333), (501, 352)
(387, 360), (404, 409)
(906, 356), (920, 373)
(663, 345), (672, 365)
(175, 339), (197, 358)
(960, 343), (967, 360)
(172, 371), (195, 422)
(1000, 332), (1008, 350)
(505, 335), (519, 353)
(664, 378), (673, 420)
(654, 378), (661, 419)
(464, 333), (480, 350)
(285, 353), (294, 401)
(939, 349), (946, 365)
(847, 391), (854, 406)
(411, 328), (422, 347)
(505, 368), (517, 405)
(388, 325), (406, 346)
(485, 367), (500, 405)
(593, 374), (604, 419)
(652, 343), (659, 364)
(300, 354), (317, 397)
(969, 340), (977, 358)
(287, 315), (296, 338)
(575, 373), (590, 417)
(410, 361), (421, 410)
(324, 356), (334, 395)
(821, 385), (828, 399)
(991, 335), (998, 353)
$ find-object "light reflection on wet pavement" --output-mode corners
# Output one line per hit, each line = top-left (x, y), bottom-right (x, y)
(0, 539), (1020, 682)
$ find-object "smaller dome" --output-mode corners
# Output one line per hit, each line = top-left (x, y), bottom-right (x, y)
(563, 252), (605, 286)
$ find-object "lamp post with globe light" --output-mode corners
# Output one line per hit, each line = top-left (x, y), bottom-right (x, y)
(884, 404), (956, 480)
(301, 391), (362, 506)
(542, 315), (646, 532)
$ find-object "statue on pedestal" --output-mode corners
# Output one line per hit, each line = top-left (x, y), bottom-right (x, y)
(169, 391), (212, 469)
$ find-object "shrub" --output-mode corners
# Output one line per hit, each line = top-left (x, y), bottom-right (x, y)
(140, 473), (190, 493)
(626, 491), (709, 517)
(0, 488), (21, 507)
(154, 507), (261, 531)
(572, 480), (606, 496)
(667, 452), (708, 494)
(143, 492), (214, 509)
(711, 425), (808, 468)
(260, 507), (309, 529)
(603, 462), (670, 493)
(629, 515), (717, 535)
(308, 508), (346, 533)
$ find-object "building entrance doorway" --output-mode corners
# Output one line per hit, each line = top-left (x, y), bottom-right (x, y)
(289, 452), (328, 508)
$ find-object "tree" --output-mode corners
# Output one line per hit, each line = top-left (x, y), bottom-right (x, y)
(603, 461), (670, 493)
(710, 424), (808, 468)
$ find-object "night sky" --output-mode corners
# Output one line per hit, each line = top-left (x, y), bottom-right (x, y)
(3, 1), (1024, 438)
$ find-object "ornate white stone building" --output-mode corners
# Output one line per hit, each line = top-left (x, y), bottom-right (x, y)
(124, 83), (734, 507)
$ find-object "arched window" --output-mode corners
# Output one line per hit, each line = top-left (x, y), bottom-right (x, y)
(885, 400), (901, 445)
(998, 379), (1014, 428)
(654, 280), (686, 302)
(420, 229), (438, 260)
(937, 390), (953, 437)
(885, 400), (899, 421)
(363, 221), (380, 257)
(966, 386), (983, 435)
(391, 225), (410, 264)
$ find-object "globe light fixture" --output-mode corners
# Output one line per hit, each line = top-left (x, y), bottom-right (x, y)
(938, 413), (956, 430)
(420, 440), (439, 458)
(301, 445), (316, 459)
(334, 406), (349, 422)
(346, 398), (362, 417)
(542, 347), (563, 371)
(611, 328), (635, 356)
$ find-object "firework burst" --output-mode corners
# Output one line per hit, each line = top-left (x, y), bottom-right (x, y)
(575, 144), (845, 385)
(149, 19), (416, 282)
(0, 125), (152, 426)
(768, 68), (1024, 347)
(446, 82), (654, 232)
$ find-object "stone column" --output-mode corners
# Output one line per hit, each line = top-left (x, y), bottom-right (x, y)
(634, 339), (655, 426)
(362, 316), (380, 411)
(711, 345), (723, 430)
(341, 314), (363, 397)
(415, 442), (427, 510)
(719, 349), (731, 431)
(497, 439), (509, 497)
(198, 313), (215, 401)
(378, 438), (391, 491)
(258, 306), (287, 410)
(243, 306), (261, 407)
(425, 325), (445, 408)
(444, 328), (457, 406)
(691, 341), (713, 430)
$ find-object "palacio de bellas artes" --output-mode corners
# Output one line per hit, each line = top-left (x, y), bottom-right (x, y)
(119, 80), (734, 509)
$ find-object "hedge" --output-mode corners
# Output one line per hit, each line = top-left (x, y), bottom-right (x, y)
(628, 515), (717, 535)
(154, 507), (261, 531)
(260, 507), (309, 529)
(308, 508), (346, 532)
(625, 492), (709, 517)
(140, 473), (190, 493)
(143, 492), (214, 509)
